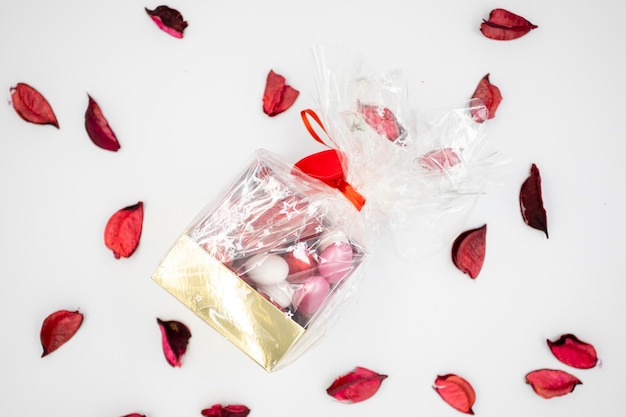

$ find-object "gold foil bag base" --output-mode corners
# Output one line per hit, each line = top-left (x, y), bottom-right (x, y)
(152, 234), (305, 371)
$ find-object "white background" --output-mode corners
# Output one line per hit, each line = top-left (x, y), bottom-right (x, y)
(1, 1), (625, 416)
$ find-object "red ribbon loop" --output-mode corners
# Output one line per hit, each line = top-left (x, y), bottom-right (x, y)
(300, 108), (335, 148)
(296, 111), (366, 211)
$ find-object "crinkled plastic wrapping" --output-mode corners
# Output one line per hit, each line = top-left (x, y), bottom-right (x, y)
(152, 149), (369, 371)
(152, 46), (508, 372)
(310, 45), (509, 259)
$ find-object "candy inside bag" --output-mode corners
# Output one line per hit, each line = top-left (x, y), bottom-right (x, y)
(153, 149), (369, 371)
(187, 150), (368, 327)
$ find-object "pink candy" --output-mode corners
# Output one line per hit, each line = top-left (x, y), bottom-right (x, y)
(292, 275), (330, 315)
(318, 242), (353, 284)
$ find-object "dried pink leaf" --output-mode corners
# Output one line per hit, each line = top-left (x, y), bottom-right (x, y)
(40, 309), (83, 357)
(547, 334), (598, 369)
(419, 148), (461, 172)
(145, 5), (188, 38)
(85, 94), (121, 151)
(157, 318), (191, 367)
(262, 70), (299, 116)
(104, 202), (144, 259)
(10, 83), (59, 128)
(471, 74), (502, 122)
(201, 404), (250, 417)
(481, 8), (538, 41)
(526, 369), (582, 399)
(433, 374), (476, 414)
(327, 366), (388, 403)
(357, 101), (405, 142)
(451, 225), (487, 279)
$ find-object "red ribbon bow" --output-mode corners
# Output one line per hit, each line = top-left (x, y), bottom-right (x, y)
(295, 109), (366, 211)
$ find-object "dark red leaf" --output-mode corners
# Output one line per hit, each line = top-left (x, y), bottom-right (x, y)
(201, 404), (250, 417)
(157, 318), (191, 367)
(122, 414), (146, 417)
(326, 366), (388, 403)
(85, 94), (121, 151)
(470, 74), (502, 122)
(262, 70), (299, 116)
(519, 163), (548, 238)
(433, 374), (476, 414)
(451, 224), (487, 279)
(480, 8), (538, 41)
(547, 334), (598, 369)
(104, 202), (144, 259)
(525, 369), (582, 399)
(40, 309), (83, 357)
(145, 5), (188, 38)
(10, 83), (59, 128)
(357, 101), (405, 142)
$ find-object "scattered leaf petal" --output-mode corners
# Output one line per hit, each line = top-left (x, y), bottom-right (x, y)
(526, 369), (582, 399)
(326, 366), (388, 403)
(433, 374), (476, 414)
(10, 83), (59, 128)
(40, 309), (83, 357)
(145, 5), (188, 38)
(104, 202), (144, 259)
(157, 318), (191, 367)
(480, 8), (538, 41)
(547, 334), (598, 369)
(85, 94), (121, 151)
(471, 74), (502, 122)
(262, 70), (299, 116)
(520, 163), (548, 238)
(357, 101), (406, 142)
(201, 404), (250, 417)
(451, 224), (487, 279)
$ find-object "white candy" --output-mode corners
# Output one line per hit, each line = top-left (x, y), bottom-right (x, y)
(257, 283), (294, 308)
(244, 253), (289, 286)
(317, 227), (350, 252)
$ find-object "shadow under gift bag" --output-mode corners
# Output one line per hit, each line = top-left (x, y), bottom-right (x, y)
(152, 149), (369, 372)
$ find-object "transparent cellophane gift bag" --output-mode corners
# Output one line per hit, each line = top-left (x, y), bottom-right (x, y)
(152, 149), (369, 372)
(153, 45), (508, 372)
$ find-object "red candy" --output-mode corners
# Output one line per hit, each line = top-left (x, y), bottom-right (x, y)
(284, 242), (317, 282)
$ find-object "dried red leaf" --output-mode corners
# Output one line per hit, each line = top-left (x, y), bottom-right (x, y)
(145, 5), (188, 38)
(104, 202), (144, 259)
(470, 74), (502, 122)
(357, 101), (405, 142)
(201, 404), (250, 417)
(85, 94), (121, 151)
(547, 334), (598, 369)
(451, 224), (487, 279)
(519, 163), (548, 238)
(480, 8), (538, 41)
(40, 309), (83, 357)
(122, 414), (146, 417)
(157, 318), (191, 367)
(526, 369), (582, 399)
(262, 70), (299, 116)
(326, 366), (388, 403)
(10, 83), (59, 128)
(433, 374), (476, 414)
